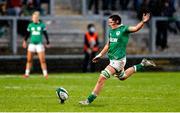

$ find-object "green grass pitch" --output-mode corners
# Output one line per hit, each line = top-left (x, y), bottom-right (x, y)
(0, 72), (180, 112)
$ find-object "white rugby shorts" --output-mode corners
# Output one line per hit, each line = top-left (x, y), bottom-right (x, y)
(109, 57), (126, 72)
(28, 43), (45, 53)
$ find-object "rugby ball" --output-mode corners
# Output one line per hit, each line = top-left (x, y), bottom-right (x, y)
(56, 87), (69, 104)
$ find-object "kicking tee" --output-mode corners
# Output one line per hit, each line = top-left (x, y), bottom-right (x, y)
(27, 21), (46, 44)
(108, 25), (130, 60)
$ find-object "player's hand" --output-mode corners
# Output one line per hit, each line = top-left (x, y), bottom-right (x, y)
(22, 40), (27, 49)
(45, 44), (50, 48)
(142, 13), (150, 23)
(92, 54), (102, 63)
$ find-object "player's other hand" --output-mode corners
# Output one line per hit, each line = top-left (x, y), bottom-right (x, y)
(45, 44), (50, 48)
(142, 13), (150, 23)
(92, 54), (102, 63)
(22, 40), (27, 49)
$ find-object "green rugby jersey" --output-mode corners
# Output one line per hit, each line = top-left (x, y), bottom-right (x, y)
(27, 21), (46, 44)
(108, 25), (130, 60)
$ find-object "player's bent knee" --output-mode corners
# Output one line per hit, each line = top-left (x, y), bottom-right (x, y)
(101, 69), (112, 79)
(117, 71), (127, 81)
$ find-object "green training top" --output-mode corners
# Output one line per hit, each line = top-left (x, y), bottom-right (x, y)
(108, 25), (130, 60)
(27, 21), (46, 44)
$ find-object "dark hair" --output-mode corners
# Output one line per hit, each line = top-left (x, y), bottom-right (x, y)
(109, 15), (121, 25)
(87, 23), (95, 29)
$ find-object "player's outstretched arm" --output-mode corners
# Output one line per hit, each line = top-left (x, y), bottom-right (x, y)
(92, 41), (109, 63)
(128, 13), (150, 33)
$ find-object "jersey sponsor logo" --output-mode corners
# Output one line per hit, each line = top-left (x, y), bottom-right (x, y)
(37, 27), (41, 31)
(32, 31), (40, 35)
(110, 37), (118, 42)
(116, 31), (120, 36)
(31, 27), (35, 31)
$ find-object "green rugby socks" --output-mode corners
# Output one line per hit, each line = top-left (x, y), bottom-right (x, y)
(134, 64), (144, 72)
(87, 93), (97, 103)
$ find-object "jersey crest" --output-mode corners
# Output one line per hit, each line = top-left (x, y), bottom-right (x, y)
(116, 31), (120, 36)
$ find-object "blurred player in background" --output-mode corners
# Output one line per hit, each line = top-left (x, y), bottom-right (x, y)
(22, 11), (50, 79)
(83, 23), (99, 72)
(79, 13), (156, 105)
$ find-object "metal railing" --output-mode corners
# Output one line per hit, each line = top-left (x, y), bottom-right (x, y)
(150, 16), (180, 54)
(0, 14), (180, 58)
(0, 15), (106, 55)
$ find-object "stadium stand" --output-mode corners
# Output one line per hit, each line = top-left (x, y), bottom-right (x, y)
(0, 0), (180, 73)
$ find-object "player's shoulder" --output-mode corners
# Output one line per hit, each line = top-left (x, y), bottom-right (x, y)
(28, 21), (34, 27)
(39, 20), (45, 25)
(29, 21), (35, 26)
(118, 24), (129, 32)
(119, 24), (128, 29)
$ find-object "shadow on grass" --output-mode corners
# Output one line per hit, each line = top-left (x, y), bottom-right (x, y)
(77, 103), (107, 108)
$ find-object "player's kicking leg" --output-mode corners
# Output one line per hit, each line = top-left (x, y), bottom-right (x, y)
(79, 75), (107, 105)
(116, 58), (156, 80)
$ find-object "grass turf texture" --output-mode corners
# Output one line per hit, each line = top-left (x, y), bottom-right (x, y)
(0, 72), (180, 112)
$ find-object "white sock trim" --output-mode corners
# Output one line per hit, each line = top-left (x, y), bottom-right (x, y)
(133, 66), (137, 72)
(25, 69), (30, 76)
(43, 70), (48, 76)
(91, 92), (97, 96)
